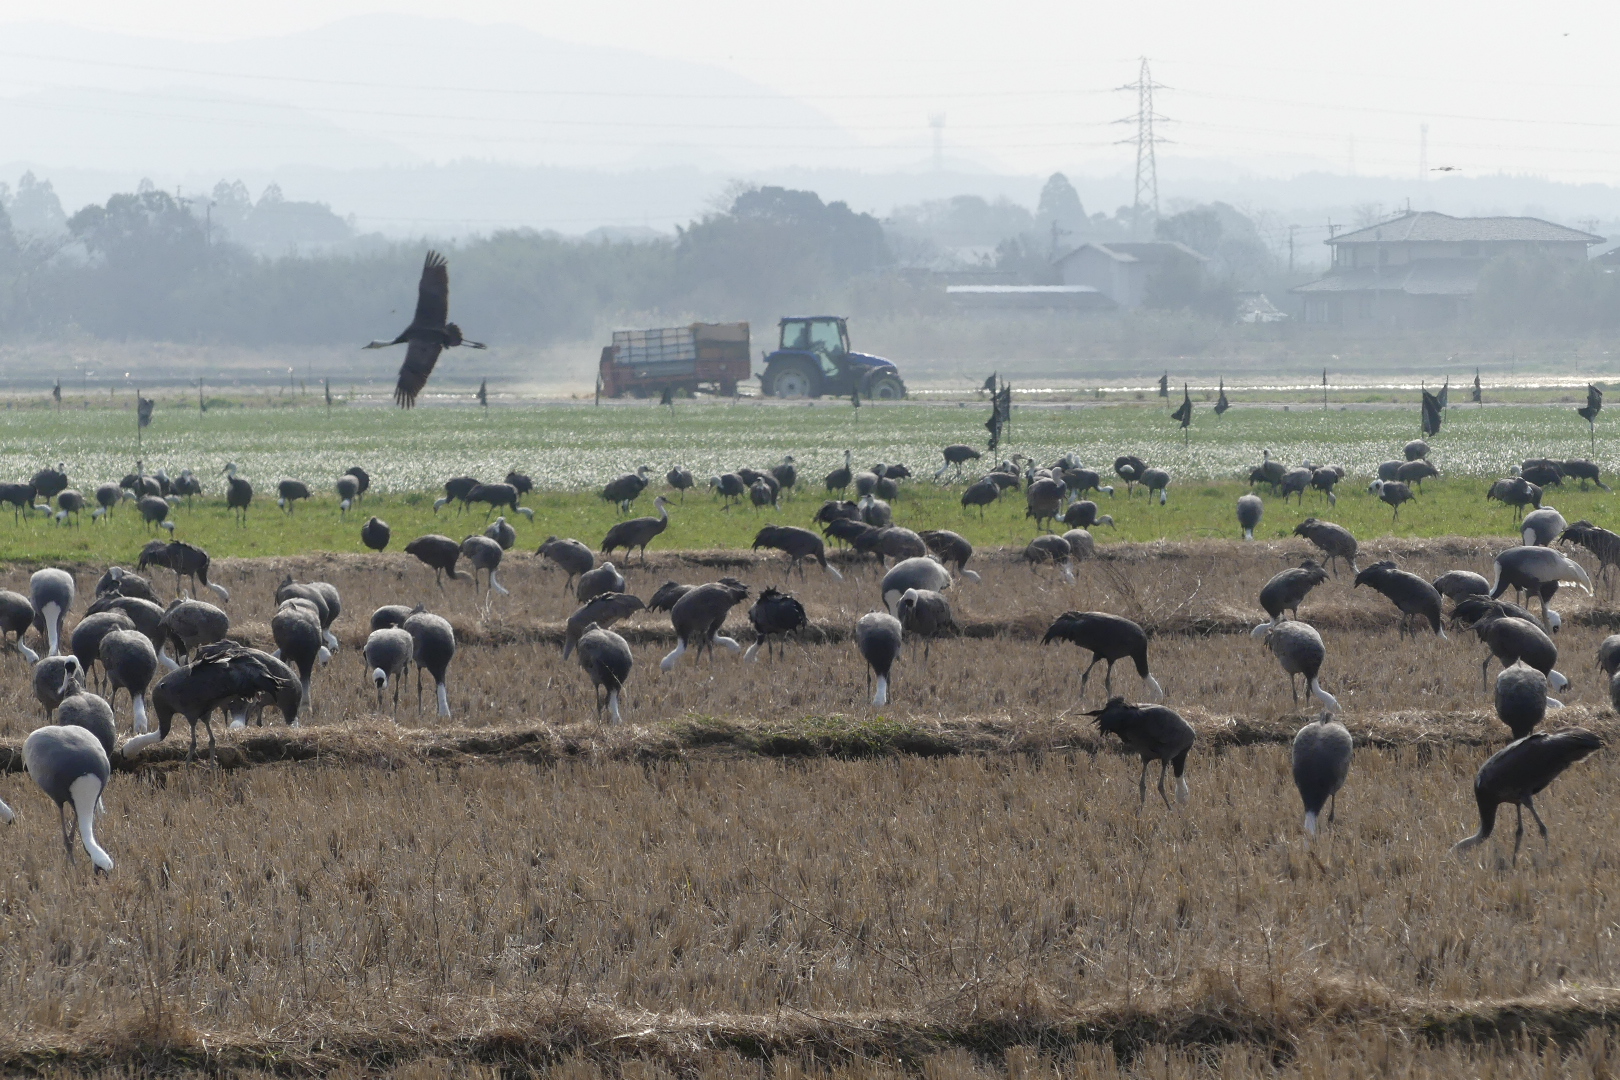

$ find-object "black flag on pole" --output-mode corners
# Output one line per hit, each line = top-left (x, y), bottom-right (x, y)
(1421, 389), (1442, 437)
(1157, 372), (1168, 398)
(1214, 379), (1230, 416)
(476, 379), (488, 408)
(1472, 369), (1482, 404)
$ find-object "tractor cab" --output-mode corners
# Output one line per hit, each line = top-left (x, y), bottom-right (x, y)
(760, 316), (906, 400)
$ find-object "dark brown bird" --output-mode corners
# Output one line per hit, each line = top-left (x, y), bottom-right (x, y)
(365, 251), (486, 408)
(1452, 729), (1603, 864)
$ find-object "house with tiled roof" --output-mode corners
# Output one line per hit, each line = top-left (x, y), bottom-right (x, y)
(1054, 241), (1208, 310)
(1294, 211), (1603, 324)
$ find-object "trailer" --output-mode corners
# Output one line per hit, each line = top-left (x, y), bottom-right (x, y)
(597, 322), (750, 398)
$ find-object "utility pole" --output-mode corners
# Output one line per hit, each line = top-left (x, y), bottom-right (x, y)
(1115, 57), (1168, 237)
(1288, 225), (1299, 273)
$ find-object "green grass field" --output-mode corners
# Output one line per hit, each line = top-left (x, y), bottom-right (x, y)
(0, 398), (1610, 561)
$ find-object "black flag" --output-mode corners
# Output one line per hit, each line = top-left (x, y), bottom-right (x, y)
(476, 379), (488, 408)
(852, 384), (861, 410)
(1436, 376), (1449, 410)
(659, 385), (674, 409)
(324, 378), (333, 410)
(985, 396), (1004, 451)
(1157, 372), (1168, 398)
(1579, 383), (1603, 427)
(51, 381), (60, 408)
(1472, 369), (1482, 404)
(1171, 383), (1193, 429)
(199, 379), (207, 413)
(1214, 379), (1230, 416)
(1421, 389), (1442, 437)
(981, 372), (998, 394)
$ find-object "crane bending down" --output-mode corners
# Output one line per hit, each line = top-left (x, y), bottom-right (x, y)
(365, 251), (486, 408)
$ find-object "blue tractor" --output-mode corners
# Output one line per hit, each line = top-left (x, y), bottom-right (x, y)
(758, 316), (906, 400)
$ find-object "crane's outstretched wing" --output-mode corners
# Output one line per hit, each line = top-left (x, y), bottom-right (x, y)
(414, 251), (450, 330)
(394, 338), (444, 408)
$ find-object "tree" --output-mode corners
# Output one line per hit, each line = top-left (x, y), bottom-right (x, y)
(1035, 173), (1086, 252)
(8, 172), (67, 239)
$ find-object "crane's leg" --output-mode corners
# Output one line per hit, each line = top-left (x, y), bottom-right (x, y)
(59, 802), (74, 860)
(1525, 795), (1550, 855)
(1104, 659), (1116, 696)
(417, 665), (424, 711)
(1158, 760), (1172, 809)
(1079, 656), (1102, 693)
(206, 718), (218, 765)
(1512, 802), (1525, 865)
(1329, 791), (1337, 824)
(1290, 673), (1299, 705)
(1137, 760), (1148, 807)
(187, 720), (199, 763)
(1481, 655), (1491, 692)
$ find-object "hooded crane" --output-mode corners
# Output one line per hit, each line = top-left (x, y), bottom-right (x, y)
(1255, 620), (1342, 712)
(139, 540), (231, 602)
(1452, 597), (1568, 692)
(275, 578), (341, 652)
(1354, 562), (1446, 639)
(96, 566), (159, 604)
(361, 516), (391, 552)
(563, 593), (645, 660)
(576, 561), (626, 603)
(1491, 545), (1592, 630)
(1559, 520), (1620, 593)
(576, 623), (633, 724)
(363, 627), (413, 712)
(1496, 661), (1557, 740)
(960, 477), (1002, 516)
(1024, 477), (1066, 531)
(1520, 506), (1567, 547)
(1114, 455), (1147, 495)
(404, 611), (456, 718)
(33, 656), (83, 718)
(1292, 713), (1352, 837)
(435, 476), (479, 513)
(1255, 560), (1330, 630)
(135, 495), (174, 532)
(665, 466), (694, 500)
(484, 516), (516, 551)
(459, 534), (509, 596)
(1367, 479), (1415, 518)
(1041, 611), (1164, 700)
(1562, 459), (1611, 491)
(1432, 570), (1491, 602)
(855, 611), (903, 706)
(896, 588), (957, 662)
(345, 466), (371, 501)
(538, 537), (595, 594)
(100, 628), (156, 734)
(660, 579), (750, 671)
(466, 483), (533, 521)
(404, 534), (467, 589)
(601, 496), (670, 562)
(880, 557), (952, 614)
(1085, 696), (1195, 808)
(936, 444), (982, 479)
(335, 474), (360, 516)
(159, 599), (229, 663)
(221, 462), (253, 525)
(1452, 729), (1603, 864)
(23, 725), (112, 871)
(124, 642), (301, 763)
(271, 599), (327, 712)
(918, 530), (980, 582)
(1140, 467), (1171, 505)
(1487, 476), (1542, 520)
(753, 525), (842, 579)
(744, 587), (807, 662)
(1061, 500), (1114, 531)
(1293, 519), (1359, 576)
(85, 594), (165, 663)
(0, 589), (36, 662)
(93, 482), (124, 522)
(365, 251), (486, 408)
(70, 610), (134, 690)
(31, 568), (74, 656)
(647, 581), (693, 612)
(1237, 494), (1263, 540)
(825, 452), (854, 494)
(1024, 534), (1075, 582)
(602, 466), (653, 513)
(56, 678), (117, 763)
(276, 479), (311, 513)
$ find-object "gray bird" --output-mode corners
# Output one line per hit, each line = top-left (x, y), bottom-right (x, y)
(1367, 479), (1414, 518)
(743, 587), (808, 662)
(274, 578), (341, 651)
(1023, 534), (1074, 582)
(859, 495), (892, 528)
(1431, 570), (1491, 601)
(99, 628), (157, 733)
(138, 540), (231, 603)
(1062, 528), (1096, 564)
(1496, 661), (1558, 740)
(23, 724), (113, 870)
(1396, 460), (1438, 490)
(404, 535), (467, 589)
(936, 444), (982, 478)
(855, 611), (903, 706)
(1292, 712), (1353, 837)
(537, 536), (595, 593)
(1041, 611), (1163, 700)
(1293, 519), (1359, 576)
(1487, 476), (1542, 520)
(1085, 696), (1195, 808)
(1452, 729), (1603, 864)
(1256, 560), (1329, 630)
(960, 477), (1002, 516)
(30, 568), (74, 657)
(1452, 597), (1567, 692)
(1491, 545), (1592, 631)
(124, 642), (301, 763)
(753, 525), (843, 579)
(646, 581), (693, 613)
(1140, 467), (1171, 505)
(895, 588), (956, 663)
(876, 526), (927, 564)
(159, 599), (229, 662)
(271, 599), (327, 711)
(576, 623), (633, 724)
(918, 530), (980, 582)
(0, 589), (36, 662)
(880, 557), (952, 615)
(1403, 439), (1430, 462)
(1278, 467), (1311, 505)
(1237, 493), (1263, 540)
(70, 610), (135, 690)
(361, 516), (392, 552)
(404, 612), (456, 718)
(363, 627), (413, 712)
(1354, 562), (1445, 639)
(1598, 633), (1620, 679)
(1255, 619), (1341, 712)
(1024, 478), (1066, 531)
(1061, 500), (1114, 532)
(33, 655), (83, 719)
(660, 580), (750, 671)
(460, 534), (509, 596)
(55, 684), (117, 762)
(335, 474), (360, 516)
(564, 592), (645, 660)
(577, 562), (626, 604)
(370, 603), (422, 632)
(602, 496), (671, 562)
(1521, 506), (1567, 547)
(484, 516), (516, 551)
(665, 467), (694, 500)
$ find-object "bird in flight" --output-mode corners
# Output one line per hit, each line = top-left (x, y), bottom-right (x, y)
(1431, 166), (1460, 172)
(364, 251), (485, 408)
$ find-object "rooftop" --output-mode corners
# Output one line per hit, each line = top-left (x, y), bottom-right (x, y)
(1293, 259), (1484, 296)
(1327, 211), (1603, 246)
(1055, 240), (1209, 264)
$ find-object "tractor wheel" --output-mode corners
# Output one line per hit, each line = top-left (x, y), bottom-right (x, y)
(867, 373), (907, 401)
(767, 360), (819, 399)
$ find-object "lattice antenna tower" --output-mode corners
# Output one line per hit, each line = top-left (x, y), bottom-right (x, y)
(1116, 58), (1169, 234)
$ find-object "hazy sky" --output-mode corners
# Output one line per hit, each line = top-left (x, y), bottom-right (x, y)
(1, 0), (1617, 184)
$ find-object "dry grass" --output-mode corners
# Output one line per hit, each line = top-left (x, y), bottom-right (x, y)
(2, 539), (1620, 1075)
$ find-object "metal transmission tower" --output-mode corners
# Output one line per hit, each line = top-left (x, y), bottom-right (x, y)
(1116, 58), (1169, 235)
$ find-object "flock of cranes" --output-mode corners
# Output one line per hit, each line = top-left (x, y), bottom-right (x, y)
(2, 424), (1617, 873)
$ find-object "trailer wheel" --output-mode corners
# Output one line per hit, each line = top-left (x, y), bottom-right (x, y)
(766, 360), (819, 399)
(867, 373), (906, 401)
